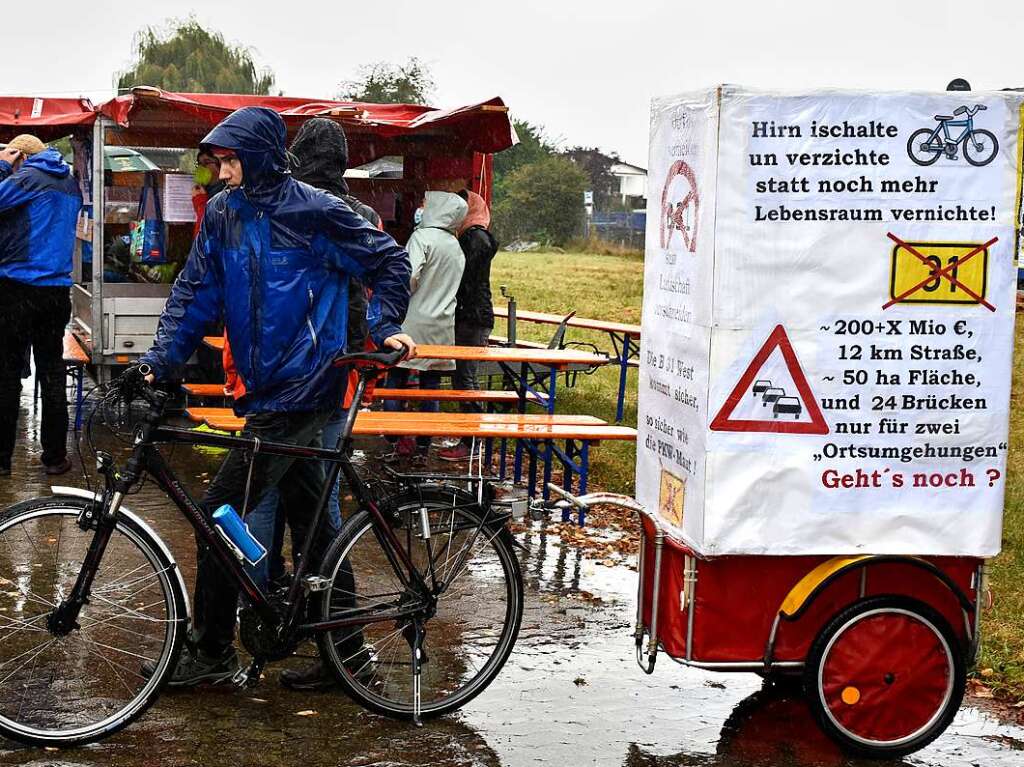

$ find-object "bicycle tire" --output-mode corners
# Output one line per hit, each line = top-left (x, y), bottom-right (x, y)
(963, 129), (999, 166)
(803, 595), (966, 758)
(907, 128), (942, 166)
(315, 485), (523, 720)
(0, 496), (187, 747)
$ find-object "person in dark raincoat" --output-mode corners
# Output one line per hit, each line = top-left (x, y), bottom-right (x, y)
(287, 116), (388, 688)
(139, 107), (414, 685)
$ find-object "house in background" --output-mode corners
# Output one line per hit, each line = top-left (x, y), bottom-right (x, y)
(609, 159), (647, 209)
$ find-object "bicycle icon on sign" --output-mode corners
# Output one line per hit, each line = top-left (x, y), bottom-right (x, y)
(907, 105), (999, 166)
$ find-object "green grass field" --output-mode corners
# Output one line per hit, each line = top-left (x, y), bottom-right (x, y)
(491, 250), (642, 494)
(493, 248), (1024, 701)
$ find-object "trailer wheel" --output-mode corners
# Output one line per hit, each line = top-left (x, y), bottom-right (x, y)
(803, 595), (965, 758)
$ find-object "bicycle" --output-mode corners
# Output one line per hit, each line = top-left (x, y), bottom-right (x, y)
(907, 105), (999, 166)
(0, 346), (524, 747)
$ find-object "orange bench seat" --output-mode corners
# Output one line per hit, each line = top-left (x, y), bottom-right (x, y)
(183, 407), (635, 442)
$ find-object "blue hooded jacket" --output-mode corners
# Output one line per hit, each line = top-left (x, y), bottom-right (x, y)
(140, 107), (412, 414)
(0, 148), (82, 287)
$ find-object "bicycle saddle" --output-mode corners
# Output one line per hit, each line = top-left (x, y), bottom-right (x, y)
(934, 114), (954, 121)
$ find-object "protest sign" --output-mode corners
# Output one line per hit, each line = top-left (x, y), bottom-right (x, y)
(637, 86), (1023, 556)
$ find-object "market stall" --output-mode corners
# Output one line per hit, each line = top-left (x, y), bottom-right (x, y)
(75, 87), (515, 379)
(0, 96), (96, 143)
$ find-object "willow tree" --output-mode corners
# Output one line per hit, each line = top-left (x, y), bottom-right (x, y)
(117, 19), (276, 94)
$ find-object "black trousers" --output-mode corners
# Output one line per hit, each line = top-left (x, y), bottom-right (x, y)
(191, 408), (339, 656)
(0, 279), (70, 469)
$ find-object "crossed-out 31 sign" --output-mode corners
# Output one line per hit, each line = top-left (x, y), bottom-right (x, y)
(886, 233), (997, 310)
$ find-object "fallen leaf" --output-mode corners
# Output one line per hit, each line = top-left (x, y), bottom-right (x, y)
(572, 677), (588, 687)
(294, 709), (318, 717)
(980, 667), (995, 677)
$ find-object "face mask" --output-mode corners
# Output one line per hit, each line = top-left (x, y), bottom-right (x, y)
(413, 207), (424, 226)
(194, 165), (215, 187)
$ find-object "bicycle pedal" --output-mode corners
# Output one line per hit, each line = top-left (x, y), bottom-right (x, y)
(301, 575), (330, 593)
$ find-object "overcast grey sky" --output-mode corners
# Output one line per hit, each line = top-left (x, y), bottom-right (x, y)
(2, 0), (1021, 166)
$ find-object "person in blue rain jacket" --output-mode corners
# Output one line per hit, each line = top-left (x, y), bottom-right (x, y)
(139, 106), (414, 686)
(0, 135), (82, 477)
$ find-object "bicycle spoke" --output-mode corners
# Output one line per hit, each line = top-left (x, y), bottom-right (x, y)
(89, 594), (173, 623)
(0, 638), (57, 686)
(84, 644), (138, 697)
(16, 639), (44, 721)
(91, 562), (156, 594)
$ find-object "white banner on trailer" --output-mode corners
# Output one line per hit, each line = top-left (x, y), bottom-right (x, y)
(637, 86), (1022, 556)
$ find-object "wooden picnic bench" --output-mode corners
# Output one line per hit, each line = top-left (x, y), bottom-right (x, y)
(182, 406), (635, 501)
(493, 306), (641, 422)
(62, 331), (90, 430)
(196, 338), (618, 499)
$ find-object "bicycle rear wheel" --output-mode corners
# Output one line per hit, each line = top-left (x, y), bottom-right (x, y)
(0, 497), (186, 746)
(315, 485), (523, 720)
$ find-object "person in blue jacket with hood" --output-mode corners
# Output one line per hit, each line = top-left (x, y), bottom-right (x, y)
(139, 106), (415, 686)
(0, 134), (82, 477)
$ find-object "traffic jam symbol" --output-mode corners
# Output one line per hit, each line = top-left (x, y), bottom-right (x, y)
(709, 325), (829, 435)
(885, 233), (997, 311)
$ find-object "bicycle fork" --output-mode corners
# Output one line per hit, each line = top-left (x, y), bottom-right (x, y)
(49, 489), (124, 636)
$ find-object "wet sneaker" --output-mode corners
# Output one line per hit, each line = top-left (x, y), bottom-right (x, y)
(281, 648), (376, 690)
(280, 660), (339, 691)
(141, 647), (239, 688)
(438, 444), (470, 462)
(43, 457), (72, 476)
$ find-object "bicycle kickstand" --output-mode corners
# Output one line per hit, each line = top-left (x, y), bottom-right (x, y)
(410, 620), (425, 727)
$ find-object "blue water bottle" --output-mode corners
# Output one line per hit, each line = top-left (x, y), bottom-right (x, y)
(212, 504), (267, 566)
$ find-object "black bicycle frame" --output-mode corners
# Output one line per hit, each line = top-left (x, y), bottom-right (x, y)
(78, 370), (433, 640)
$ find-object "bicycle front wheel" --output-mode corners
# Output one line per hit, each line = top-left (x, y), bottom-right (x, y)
(964, 129), (999, 166)
(315, 485), (523, 720)
(907, 128), (942, 165)
(0, 497), (186, 746)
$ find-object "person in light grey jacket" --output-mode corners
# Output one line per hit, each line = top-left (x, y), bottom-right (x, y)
(385, 190), (468, 458)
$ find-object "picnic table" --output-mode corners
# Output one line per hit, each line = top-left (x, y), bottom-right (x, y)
(199, 337), (618, 498)
(201, 338), (608, 415)
(492, 306), (640, 422)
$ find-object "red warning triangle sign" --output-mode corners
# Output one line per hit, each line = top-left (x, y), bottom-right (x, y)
(709, 325), (829, 435)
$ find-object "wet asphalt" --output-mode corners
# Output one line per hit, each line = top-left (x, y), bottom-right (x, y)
(0, 379), (1022, 767)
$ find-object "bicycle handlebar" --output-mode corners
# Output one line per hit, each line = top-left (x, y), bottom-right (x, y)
(117, 363), (168, 410)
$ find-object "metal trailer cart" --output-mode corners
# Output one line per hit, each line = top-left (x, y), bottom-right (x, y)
(543, 484), (984, 759)
(73, 87), (516, 380)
